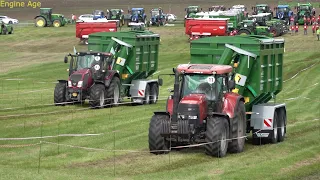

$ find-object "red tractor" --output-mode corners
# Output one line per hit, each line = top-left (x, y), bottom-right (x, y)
(149, 64), (246, 157)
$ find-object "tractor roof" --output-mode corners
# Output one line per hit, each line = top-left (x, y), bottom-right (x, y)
(176, 64), (233, 75)
(278, 5), (289, 8)
(132, 8), (144, 10)
(110, 9), (122, 11)
(298, 3), (311, 6)
(40, 8), (52, 10)
(188, 6), (199, 8)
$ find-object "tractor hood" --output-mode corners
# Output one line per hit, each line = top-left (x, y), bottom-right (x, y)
(177, 94), (208, 124)
(68, 69), (93, 90)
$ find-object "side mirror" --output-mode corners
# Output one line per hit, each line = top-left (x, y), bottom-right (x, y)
(64, 56), (68, 63)
(172, 68), (176, 74)
(158, 78), (163, 86)
(228, 79), (235, 90)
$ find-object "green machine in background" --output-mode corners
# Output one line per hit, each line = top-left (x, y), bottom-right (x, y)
(34, 8), (66, 27)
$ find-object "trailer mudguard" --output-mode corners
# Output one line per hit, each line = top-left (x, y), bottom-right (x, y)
(104, 70), (119, 87)
(129, 79), (158, 98)
(222, 92), (244, 119)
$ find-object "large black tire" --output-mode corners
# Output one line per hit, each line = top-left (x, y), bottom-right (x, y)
(89, 84), (106, 108)
(270, 112), (278, 144)
(54, 82), (67, 106)
(53, 20), (61, 27)
(270, 27), (280, 37)
(143, 84), (151, 104)
(150, 83), (159, 104)
(149, 114), (169, 155)
(277, 108), (286, 142)
(237, 29), (251, 35)
(205, 117), (229, 157)
(106, 77), (120, 106)
(228, 101), (246, 153)
(35, 17), (46, 27)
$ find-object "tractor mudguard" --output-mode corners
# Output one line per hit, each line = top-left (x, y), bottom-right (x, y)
(57, 80), (67, 84)
(34, 15), (44, 19)
(104, 70), (119, 87)
(166, 98), (173, 115)
(222, 92), (244, 119)
(153, 111), (171, 116)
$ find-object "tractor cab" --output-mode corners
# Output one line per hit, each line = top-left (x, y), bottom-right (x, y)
(129, 8), (146, 23)
(209, 5), (226, 12)
(93, 10), (106, 20)
(109, 9), (123, 19)
(274, 5), (292, 20)
(231, 5), (247, 12)
(148, 8), (166, 26)
(252, 4), (273, 16)
(185, 6), (202, 18)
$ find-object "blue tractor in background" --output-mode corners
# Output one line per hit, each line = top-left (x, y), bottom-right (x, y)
(147, 8), (166, 27)
(274, 5), (293, 25)
(93, 10), (107, 20)
(128, 8), (147, 26)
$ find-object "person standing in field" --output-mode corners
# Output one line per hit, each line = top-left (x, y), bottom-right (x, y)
(303, 23), (308, 35)
(290, 15), (295, 26)
(317, 27), (320, 41)
(291, 25), (295, 35)
(295, 23), (299, 34)
(312, 22), (316, 35)
(71, 14), (75, 24)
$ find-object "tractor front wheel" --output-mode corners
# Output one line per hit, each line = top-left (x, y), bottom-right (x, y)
(149, 114), (170, 155)
(89, 84), (106, 108)
(228, 101), (246, 153)
(35, 17), (46, 27)
(205, 116), (229, 157)
(54, 82), (67, 106)
(106, 77), (120, 106)
(1, 26), (7, 35)
(8, 27), (13, 34)
(53, 20), (61, 27)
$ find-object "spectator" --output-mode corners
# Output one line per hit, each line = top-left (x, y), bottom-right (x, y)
(317, 27), (320, 41)
(312, 22), (316, 35)
(307, 16), (311, 25)
(290, 15), (295, 26)
(71, 14), (76, 24)
(295, 23), (299, 34)
(317, 15), (320, 25)
(303, 23), (307, 35)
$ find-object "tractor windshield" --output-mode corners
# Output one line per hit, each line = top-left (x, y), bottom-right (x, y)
(257, 6), (266, 11)
(187, 7), (198, 13)
(299, 6), (310, 11)
(151, 10), (159, 16)
(182, 74), (224, 101)
(278, 7), (288, 12)
(110, 10), (119, 16)
(132, 10), (141, 15)
(76, 55), (96, 70)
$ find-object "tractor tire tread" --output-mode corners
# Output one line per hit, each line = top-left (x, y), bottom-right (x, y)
(148, 115), (169, 155)
(54, 82), (66, 106)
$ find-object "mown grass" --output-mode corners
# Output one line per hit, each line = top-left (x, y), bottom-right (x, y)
(0, 23), (319, 180)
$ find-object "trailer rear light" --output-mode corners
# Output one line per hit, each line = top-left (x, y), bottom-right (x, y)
(68, 81), (72, 87)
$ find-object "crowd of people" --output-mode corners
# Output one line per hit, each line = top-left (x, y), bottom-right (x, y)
(289, 14), (320, 40)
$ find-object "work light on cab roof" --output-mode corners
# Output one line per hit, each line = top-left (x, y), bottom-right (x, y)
(177, 64), (233, 75)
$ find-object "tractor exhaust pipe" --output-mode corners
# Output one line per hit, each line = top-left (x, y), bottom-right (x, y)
(171, 68), (180, 123)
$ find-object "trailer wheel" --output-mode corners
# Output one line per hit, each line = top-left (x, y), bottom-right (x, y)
(149, 114), (169, 155)
(228, 101), (246, 153)
(89, 84), (106, 108)
(54, 82), (67, 106)
(8, 27), (13, 34)
(106, 77), (120, 106)
(277, 108), (286, 142)
(143, 84), (151, 104)
(150, 83), (158, 104)
(270, 112), (278, 144)
(205, 116), (229, 157)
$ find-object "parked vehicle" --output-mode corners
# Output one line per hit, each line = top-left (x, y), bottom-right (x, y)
(295, 3), (314, 25)
(209, 5), (226, 12)
(54, 30), (161, 108)
(149, 36), (286, 157)
(128, 8), (147, 26)
(0, 15), (19, 24)
(252, 4), (273, 17)
(75, 21), (118, 44)
(185, 18), (229, 41)
(166, 14), (177, 22)
(107, 9), (125, 26)
(237, 20), (272, 36)
(274, 5), (293, 25)
(184, 6), (202, 26)
(34, 8), (66, 27)
(147, 8), (166, 27)
(78, 14), (94, 21)
(93, 10), (107, 20)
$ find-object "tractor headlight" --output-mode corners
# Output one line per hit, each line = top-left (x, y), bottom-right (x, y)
(68, 80), (72, 87)
(94, 64), (100, 70)
(244, 24), (247, 27)
(77, 81), (83, 87)
(94, 56), (100, 61)
(188, 115), (198, 120)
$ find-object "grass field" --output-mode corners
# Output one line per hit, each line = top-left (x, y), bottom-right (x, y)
(1, 2), (320, 179)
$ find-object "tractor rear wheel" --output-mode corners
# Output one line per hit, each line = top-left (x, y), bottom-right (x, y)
(228, 101), (246, 153)
(35, 17), (46, 27)
(54, 82), (67, 106)
(1, 27), (7, 35)
(149, 114), (170, 155)
(205, 116), (229, 157)
(53, 20), (61, 27)
(237, 29), (251, 35)
(270, 27), (279, 37)
(106, 77), (120, 106)
(150, 83), (159, 104)
(89, 84), (106, 108)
